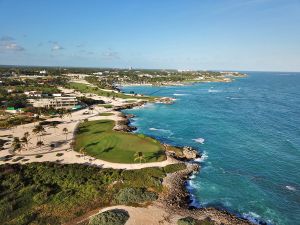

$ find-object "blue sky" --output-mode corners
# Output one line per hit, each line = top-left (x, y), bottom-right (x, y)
(0, 0), (299, 71)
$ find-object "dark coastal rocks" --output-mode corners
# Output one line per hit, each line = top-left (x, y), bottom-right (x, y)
(155, 97), (174, 104)
(114, 101), (147, 111)
(113, 116), (137, 132)
(182, 146), (200, 160)
(159, 162), (253, 225)
(161, 163), (200, 209)
(165, 144), (201, 161)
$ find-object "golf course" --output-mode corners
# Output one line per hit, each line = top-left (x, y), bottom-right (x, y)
(74, 120), (166, 163)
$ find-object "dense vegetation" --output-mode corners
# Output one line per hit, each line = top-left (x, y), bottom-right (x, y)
(65, 82), (155, 100)
(0, 114), (40, 129)
(177, 217), (215, 225)
(0, 162), (186, 225)
(88, 209), (129, 225)
(74, 119), (166, 163)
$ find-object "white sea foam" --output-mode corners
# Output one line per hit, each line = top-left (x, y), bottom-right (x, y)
(242, 212), (261, 224)
(173, 93), (188, 96)
(194, 151), (208, 162)
(141, 103), (155, 108)
(208, 89), (222, 93)
(193, 137), (205, 144)
(286, 185), (296, 191)
(149, 127), (173, 134)
(226, 96), (244, 100)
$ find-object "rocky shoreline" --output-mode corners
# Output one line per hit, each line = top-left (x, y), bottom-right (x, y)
(111, 99), (255, 225)
(159, 162), (253, 225)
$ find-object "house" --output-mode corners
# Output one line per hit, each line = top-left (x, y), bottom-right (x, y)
(24, 91), (42, 97)
(27, 96), (78, 110)
(92, 72), (103, 76)
(40, 70), (47, 75)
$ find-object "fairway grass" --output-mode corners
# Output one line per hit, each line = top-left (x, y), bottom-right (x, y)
(75, 120), (166, 163)
(67, 82), (156, 100)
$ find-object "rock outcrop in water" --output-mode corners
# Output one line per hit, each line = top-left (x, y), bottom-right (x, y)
(182, 146), (200, 160)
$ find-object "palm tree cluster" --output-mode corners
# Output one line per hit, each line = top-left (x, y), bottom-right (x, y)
(134, 151), (146, 163)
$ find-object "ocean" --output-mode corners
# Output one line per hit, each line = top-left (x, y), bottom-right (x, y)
(122, 72), (300, 225)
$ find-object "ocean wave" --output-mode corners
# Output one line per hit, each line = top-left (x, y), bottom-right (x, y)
(173, 93), (188, 96)
(242, 212), (262, 225)
(194, 151), (208, 162)
(285, 185), (296, 191)
(193, 137), (205, 144)
(226, 96), (244, 100)
(149, 127), (173, 134)
(208, 89), (222, 93)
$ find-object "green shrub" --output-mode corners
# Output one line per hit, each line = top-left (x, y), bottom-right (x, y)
(102, 104), (113, 108)
(89, 209), (129, 225)
(0, 163), (166, 224)
(164, 163), (186, 174)
(12, 156), (24, 162)
(56, 153), (64, 157)
(35, 154), (43, 158)
(99, 112), (114, 116)
(0, 155), (13, 162)
(177, 217), (197, 225)
(114, 187), (157, 205)
(177, 217), (215, 225)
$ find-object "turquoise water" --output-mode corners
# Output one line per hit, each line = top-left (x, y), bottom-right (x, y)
(122, 72), (300, 225)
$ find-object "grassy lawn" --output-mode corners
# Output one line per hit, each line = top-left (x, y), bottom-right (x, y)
(75, 120), (166, 163)
(67, 82), (156, 100)
(99, 112), (114, 116)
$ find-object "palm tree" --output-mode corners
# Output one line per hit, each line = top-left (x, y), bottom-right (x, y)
(20, 132), (31, 151)
(12, 137), (22, 152)
(69, 141), (75, 151)
(36, 140), (44, 150)
(59, 109), (66, 121)
(51, 122), (58, 131)
(134, 152), (146, 163)
(66, 110), (72, 121)
(79, 147), (86, 159)
(62, 127), (68, 141)
(32, 124), (45, 142)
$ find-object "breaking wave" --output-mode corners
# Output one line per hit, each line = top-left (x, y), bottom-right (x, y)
(193, 137), (205, 144)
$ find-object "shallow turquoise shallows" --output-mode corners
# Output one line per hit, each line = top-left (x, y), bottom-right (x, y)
(122, 72), (300, 225)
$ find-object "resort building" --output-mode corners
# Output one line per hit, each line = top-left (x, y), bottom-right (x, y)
(27, 96), (78, 109)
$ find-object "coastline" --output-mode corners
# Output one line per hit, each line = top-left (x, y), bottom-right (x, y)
(111, 97), (255, 225)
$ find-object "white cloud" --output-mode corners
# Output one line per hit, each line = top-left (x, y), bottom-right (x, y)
(102, 49), (120, 60)
(51, 43), (64, 51)
(0, 36), (25, 52)
(49, 41), (64, 51)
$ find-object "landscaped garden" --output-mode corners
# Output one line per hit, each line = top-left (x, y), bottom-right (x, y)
(74, 120), (166, 163)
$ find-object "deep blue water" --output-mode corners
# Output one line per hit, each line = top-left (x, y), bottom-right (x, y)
(122, 72), (300, 225)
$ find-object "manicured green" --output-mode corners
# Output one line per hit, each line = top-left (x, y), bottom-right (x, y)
(75, 120), (165, 163)
(102, 104), (113, 108)
(99, 112), (114, 116)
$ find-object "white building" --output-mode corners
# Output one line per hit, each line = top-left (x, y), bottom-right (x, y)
(92, 72), (103, 75)
(27, 96), (78, 109)
(39, 70), (47, 75)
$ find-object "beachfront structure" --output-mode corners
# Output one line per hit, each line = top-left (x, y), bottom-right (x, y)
(27, 96), (78, 109)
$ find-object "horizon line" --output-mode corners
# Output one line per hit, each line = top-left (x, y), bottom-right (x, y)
(0, 64), (299, 73)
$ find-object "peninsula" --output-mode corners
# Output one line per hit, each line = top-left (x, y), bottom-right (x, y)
(0, 66), (249, 225)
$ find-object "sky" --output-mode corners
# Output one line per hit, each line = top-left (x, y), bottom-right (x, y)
(0, 0), (299, 71)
